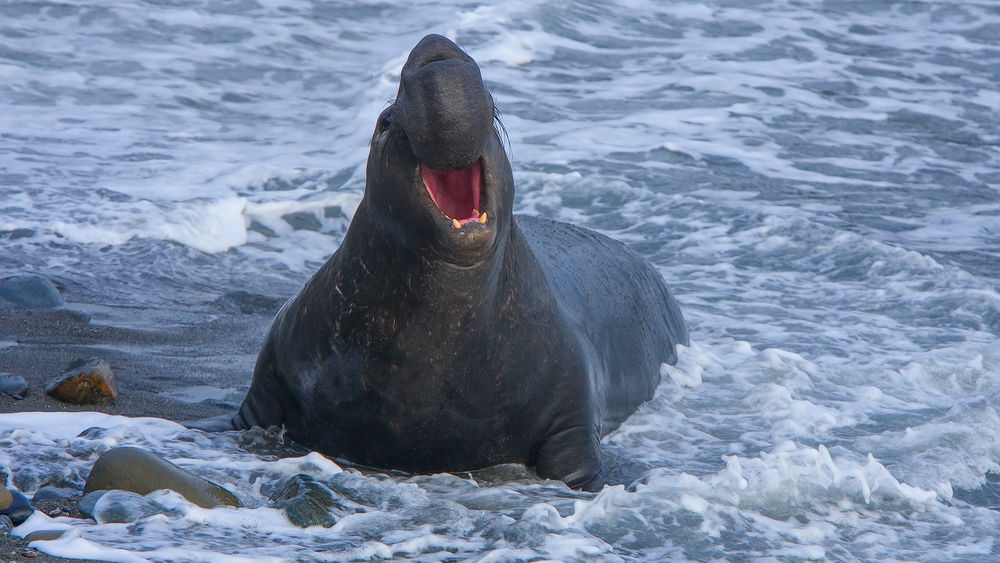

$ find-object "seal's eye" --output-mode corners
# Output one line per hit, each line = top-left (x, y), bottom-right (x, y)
(379, 113), (393, 130)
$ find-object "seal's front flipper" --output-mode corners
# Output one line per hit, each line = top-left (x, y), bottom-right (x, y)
(182, 414), (238, 432)
(534, 423), (602, 489)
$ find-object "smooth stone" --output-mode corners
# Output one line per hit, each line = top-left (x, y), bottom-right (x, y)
(467, 464), (537, 484)
(270, 474), (347, 528)
(83, 447), (242, 509)
(0, 487), (11, 511)
(23, 529), (67, 542)
(32, 486), (75, 502)
(78, 490), (107, 519)
(89, 490), (172, 525)
(45, 357), (118, 405)
(0, 373), (27, 399)
(1, 489), (33, 526)
(0, 274), (64, 309)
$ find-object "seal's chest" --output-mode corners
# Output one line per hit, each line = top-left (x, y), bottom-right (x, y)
(364, 353), (519, 418)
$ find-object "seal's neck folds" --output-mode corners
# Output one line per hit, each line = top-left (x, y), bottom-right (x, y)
(421, 160), (485, 225)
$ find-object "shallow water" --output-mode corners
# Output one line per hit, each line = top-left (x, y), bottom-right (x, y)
(2, 0), (1000, 561)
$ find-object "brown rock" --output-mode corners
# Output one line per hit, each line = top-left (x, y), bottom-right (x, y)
(23, 529), (66, 542)
(84, 447), (241, 509)
(0, 486), (11, 511)
(45, 358), (118, 404)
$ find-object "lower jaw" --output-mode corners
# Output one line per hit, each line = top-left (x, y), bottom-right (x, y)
(448, 211), (489, 229)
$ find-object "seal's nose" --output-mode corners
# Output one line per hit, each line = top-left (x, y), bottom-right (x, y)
(404, 34), (475, 71)
(396, 35), (494, 172)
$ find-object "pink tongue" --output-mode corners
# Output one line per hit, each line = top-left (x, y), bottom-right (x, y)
(421, 160), (481, 222)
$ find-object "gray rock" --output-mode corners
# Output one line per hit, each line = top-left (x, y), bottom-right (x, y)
(467, 463), (537, 484)
(45, 358), (118, 405)
(270, 473), (349, 528)
(88, 490), (175, 525)
(32, 486), (75, 502)
(78, 490), (107, 519)
(0, 274), (64, 308)
(1, 488), (33, 526)
(0, 373), (27, 399)
(84, 447), (241, 509)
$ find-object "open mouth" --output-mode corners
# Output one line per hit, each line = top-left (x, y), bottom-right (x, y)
(421, 160), (487, 229)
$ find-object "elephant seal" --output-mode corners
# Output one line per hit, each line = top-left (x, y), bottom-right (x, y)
(203, 35), (688, 487)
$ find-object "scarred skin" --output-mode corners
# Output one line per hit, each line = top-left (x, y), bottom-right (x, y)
(194, 35), (688, 487)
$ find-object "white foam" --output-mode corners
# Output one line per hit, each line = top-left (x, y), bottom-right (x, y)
(35, 532), (154, 563)
(53, 197), (248, 254)
(0, 412), (185, 442)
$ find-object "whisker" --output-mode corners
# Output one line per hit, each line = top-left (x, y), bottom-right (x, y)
(493, 101), (511, 160)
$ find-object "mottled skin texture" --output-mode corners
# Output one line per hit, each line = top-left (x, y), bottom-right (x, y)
(205, 35), (688, 487)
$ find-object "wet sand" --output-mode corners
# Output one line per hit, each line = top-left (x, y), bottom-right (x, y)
(0, 302), (269, 421)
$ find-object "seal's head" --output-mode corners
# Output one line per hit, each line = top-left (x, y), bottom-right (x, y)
(363, 34), (513, 266)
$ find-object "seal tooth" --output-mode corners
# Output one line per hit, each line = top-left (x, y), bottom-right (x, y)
(452, 218), (462, 229)
(478, 212), (487, 224)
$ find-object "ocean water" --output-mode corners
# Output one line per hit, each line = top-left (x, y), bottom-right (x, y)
(2, 0), (1000, 561)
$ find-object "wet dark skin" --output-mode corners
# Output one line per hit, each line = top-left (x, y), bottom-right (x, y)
(190, 35), (688, 487)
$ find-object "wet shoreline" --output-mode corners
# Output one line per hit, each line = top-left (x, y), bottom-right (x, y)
(0, 299), (268, 423)
(0, 297), (267, 561)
